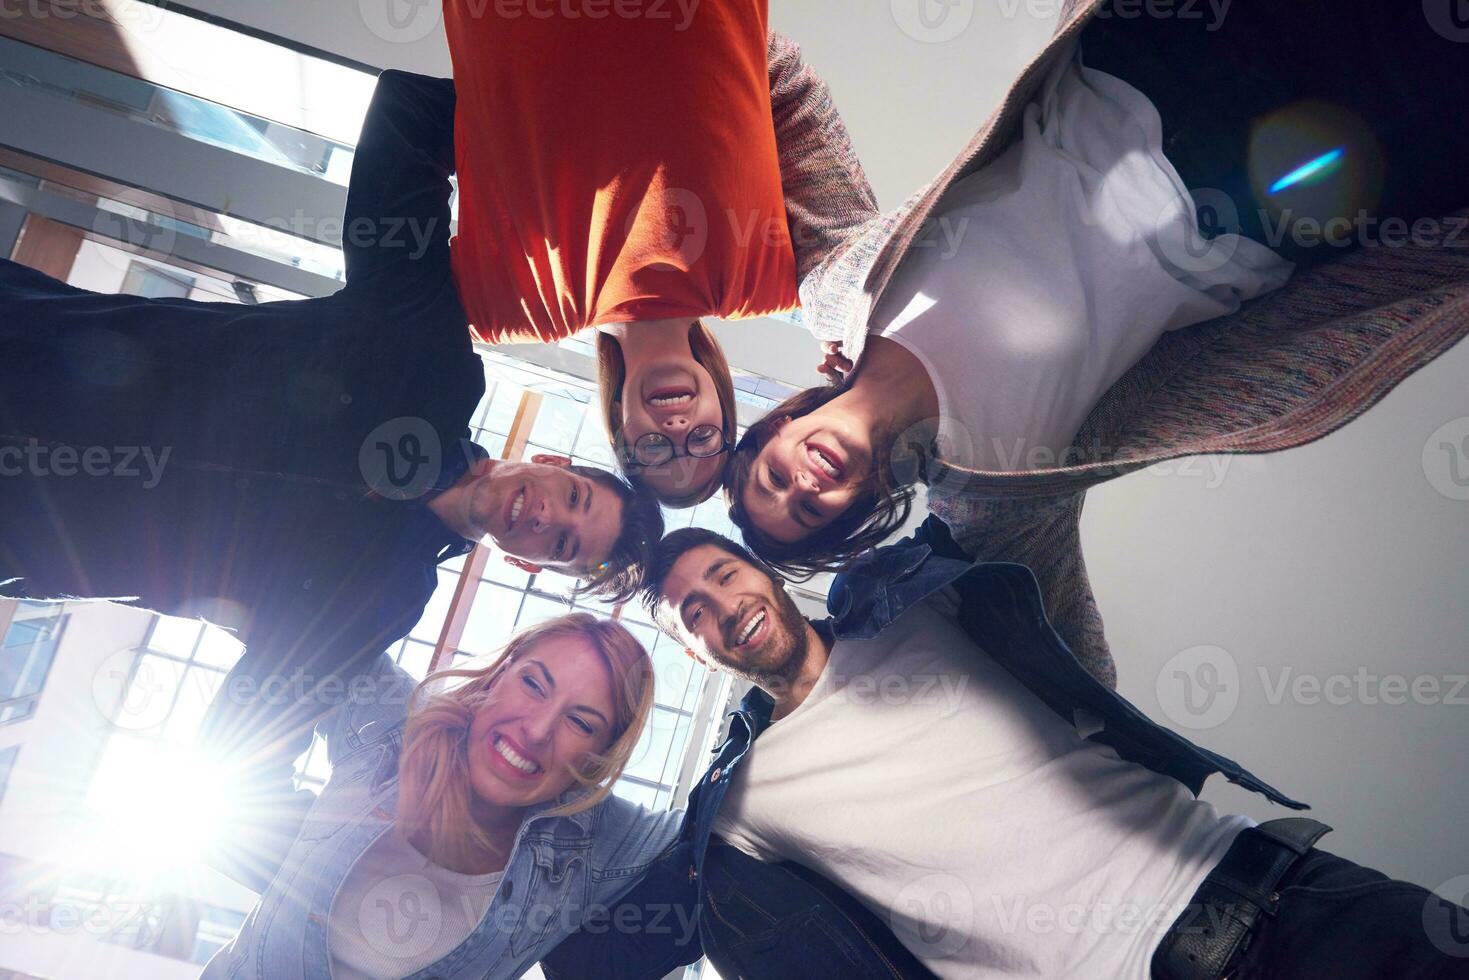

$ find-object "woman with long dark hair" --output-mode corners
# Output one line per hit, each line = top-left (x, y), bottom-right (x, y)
(724, 1), (1469, 665)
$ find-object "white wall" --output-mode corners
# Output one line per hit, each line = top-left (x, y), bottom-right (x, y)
(171, 0), (453, 74)
(0, 600), (151, 858)
(0, 601), (259, 980)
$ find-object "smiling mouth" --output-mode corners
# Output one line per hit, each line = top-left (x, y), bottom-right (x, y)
(734, 607), (768, 648)
(647, 387), (695, 410)
(504, 487), (527, 531)
(806, 441), (845, 483)
(493, 734), (542, 776)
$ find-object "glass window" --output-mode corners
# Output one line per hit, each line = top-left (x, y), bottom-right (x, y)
(161, 668), (227, 743)
(528, 392), (588, 456)
(459, 585), (527, 656)
(294, 733), (332, 794)
(0, 604), (64, 727)
(395, 641), (436, 682)
(409, 569), (461, 643)
(119, 652), (188, 734)
(610, 778), (660, 809)
(0, 36), (358, 186)
(144, 616), (201, 658)
(120, 259), (194, 298)
(193, 627), (245, 669)
(192, 905), (249, 965)
(514, 593), (578, 631)
(624, 706), (691, 785)
(483, 384), (525, 437)
(0, 743), (20, 807)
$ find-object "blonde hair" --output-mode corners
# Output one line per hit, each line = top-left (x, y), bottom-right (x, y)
(596, 320), (738, 507)
(396, 613), (654, 869)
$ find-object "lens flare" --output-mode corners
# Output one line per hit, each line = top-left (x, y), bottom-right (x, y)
(1268, 148), (1346, 195)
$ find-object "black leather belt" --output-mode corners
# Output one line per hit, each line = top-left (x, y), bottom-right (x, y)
(1151, 817), (1333, 980)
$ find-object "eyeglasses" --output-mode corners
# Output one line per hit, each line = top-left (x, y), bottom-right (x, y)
(620, 425), (732, 471)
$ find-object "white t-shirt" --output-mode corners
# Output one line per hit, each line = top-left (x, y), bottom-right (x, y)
(712, 593), (1251, 979)
(328, 825), (505, 980)
(870, 44), (1293, 473)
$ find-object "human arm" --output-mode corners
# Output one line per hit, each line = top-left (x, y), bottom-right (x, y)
(342, 70), (457, 286)
(767, 32), (880, 287)
(200, 649), (413, 892)
(913, 499), (1115, 689)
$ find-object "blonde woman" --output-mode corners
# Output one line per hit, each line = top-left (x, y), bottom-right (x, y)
(204, 613), (679, 980)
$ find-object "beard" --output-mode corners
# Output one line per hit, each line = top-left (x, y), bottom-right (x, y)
(463, 473), (498, 539)
(709, 588), (812, 694)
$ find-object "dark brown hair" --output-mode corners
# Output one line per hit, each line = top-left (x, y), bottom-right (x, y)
(571, 465), (665, 603)
(596, 322), (738, 508)
(724, 385), (916, 581)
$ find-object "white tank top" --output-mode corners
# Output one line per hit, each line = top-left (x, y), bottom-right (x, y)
(328, 826), (505, 980)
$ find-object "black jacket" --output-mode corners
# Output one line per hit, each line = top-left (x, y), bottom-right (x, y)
(0, 71), (483, 766)
(543, 517), (1304, 978)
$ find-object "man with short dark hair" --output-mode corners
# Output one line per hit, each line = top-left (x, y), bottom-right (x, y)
(543, 523), (1468, 979)
(0, 71), (662, 819)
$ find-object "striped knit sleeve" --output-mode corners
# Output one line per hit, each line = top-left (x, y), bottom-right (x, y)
(767, 31), (881, 285)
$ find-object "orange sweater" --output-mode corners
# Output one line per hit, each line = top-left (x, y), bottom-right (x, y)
(445, 0), (800, 344)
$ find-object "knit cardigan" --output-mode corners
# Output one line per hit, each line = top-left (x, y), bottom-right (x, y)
(765, 9), (1469, 686)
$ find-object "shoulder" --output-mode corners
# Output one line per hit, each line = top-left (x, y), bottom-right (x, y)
(318, 654), (418, 766)
(584, 796), (684, 871)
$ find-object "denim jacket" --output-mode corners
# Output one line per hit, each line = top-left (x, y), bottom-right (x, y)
(202, 654), (682, 980)
(541, 517), (1305, 979)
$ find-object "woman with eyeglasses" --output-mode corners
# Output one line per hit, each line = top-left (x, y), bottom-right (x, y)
(441, 2), (863, 507)
(600, 323), (737, 491)
(203, 613), (680, 980)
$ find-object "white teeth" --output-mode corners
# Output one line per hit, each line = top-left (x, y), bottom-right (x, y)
(737, 609), (766, 646)
(650, 394), (693, 407)
(812, 450), (839, 479)
(494, 735), (540, 774)
(509, 490), (524, 524)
